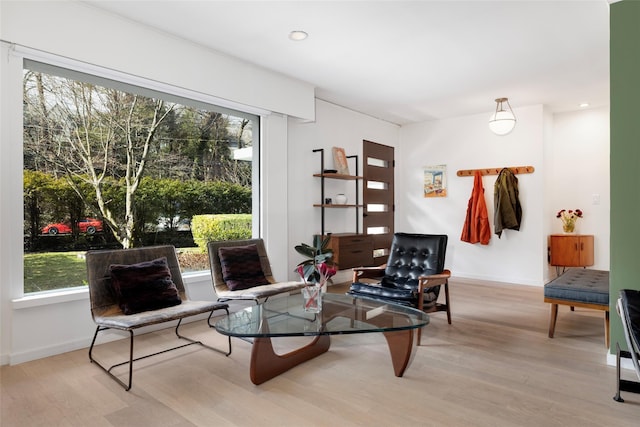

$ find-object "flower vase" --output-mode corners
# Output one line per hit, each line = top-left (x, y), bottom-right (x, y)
(562, 223), (575, 234)
(320, 282), (328, 294)
(335, 193), (348, 205)
(302, 285), (322, 313)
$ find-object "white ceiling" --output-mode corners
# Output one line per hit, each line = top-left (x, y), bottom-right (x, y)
(85, 0), (611, 125)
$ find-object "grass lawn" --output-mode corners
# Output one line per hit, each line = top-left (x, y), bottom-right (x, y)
(23, 248), (209, 294)
(23, 252), (88, 293)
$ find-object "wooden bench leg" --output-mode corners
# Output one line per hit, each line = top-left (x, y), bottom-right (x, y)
(545, 296), (609, 345)
(549, 303), (558, 338)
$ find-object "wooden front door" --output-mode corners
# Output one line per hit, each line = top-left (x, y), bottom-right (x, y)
(362, 140), (395, 266)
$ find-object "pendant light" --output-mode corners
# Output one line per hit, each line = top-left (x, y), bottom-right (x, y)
(489, 97), (516, 135)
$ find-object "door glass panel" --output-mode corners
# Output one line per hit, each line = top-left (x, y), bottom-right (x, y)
(367, 180), (388, 190)
(367, 204), (388, 212)
(367, 157), (388, 167)
(367, 226), (389, 235)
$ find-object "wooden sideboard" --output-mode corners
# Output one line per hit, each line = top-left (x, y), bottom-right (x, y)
(549, 234), (594, 267)
(326, 233), (374, 270)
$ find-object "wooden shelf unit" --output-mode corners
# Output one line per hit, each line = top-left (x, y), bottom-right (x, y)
(313, 173), (363, 180)
(313, 204), (362, 208)
(313, 149), (373, 269)
(312, 148), (362, 236)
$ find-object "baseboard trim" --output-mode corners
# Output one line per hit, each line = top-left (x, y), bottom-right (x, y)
(7, 312), (218, 365)
(10, 337), (93, 365)
(607, 351), (636, 371)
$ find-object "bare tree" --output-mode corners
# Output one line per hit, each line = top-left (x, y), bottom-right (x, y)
(24, 73), (174, 248)
(23, 70), (254, 247)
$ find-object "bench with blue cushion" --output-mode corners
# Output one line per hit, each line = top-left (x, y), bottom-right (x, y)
(544, 268), (609, 347)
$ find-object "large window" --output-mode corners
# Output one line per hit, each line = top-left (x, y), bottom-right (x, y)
(22, 60), (259, 293)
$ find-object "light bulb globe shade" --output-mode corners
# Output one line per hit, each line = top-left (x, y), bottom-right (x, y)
(489, 110), (516, 135)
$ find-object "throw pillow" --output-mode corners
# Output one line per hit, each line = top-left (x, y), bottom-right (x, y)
(218, 244), (270, 291)
(109, 257), (182, 315)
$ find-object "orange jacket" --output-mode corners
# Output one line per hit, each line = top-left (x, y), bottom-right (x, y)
(461, 170), (491, 245)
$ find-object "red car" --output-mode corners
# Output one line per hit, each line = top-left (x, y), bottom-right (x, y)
(41, 218), (103, 235)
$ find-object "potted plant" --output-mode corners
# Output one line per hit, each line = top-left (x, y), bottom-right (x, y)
(294, 235), (336, 289)
(295, 235), (337, 312)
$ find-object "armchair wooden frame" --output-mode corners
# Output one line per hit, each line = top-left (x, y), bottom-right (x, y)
(352, 265), (452, 345)
(86, 245), (231, 391)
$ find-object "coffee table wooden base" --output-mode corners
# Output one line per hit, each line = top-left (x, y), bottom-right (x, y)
(250, 334), (331, 385)
(248, 329), (415, 385)
(383, 329), (415, 376)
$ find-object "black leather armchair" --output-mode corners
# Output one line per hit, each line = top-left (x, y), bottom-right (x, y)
(348, 233), (451, 345)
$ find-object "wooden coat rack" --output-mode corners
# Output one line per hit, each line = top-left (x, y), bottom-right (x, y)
(456, 166), (535, 177)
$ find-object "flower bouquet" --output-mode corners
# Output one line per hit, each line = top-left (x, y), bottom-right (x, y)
(297, 262), (336, 312)
(556, 209), (583, 233)
(295, 236), (336, 312)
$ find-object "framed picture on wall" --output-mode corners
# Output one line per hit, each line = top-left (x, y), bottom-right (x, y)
(332, 147), (350, 175)
(424, 165), (447, 197)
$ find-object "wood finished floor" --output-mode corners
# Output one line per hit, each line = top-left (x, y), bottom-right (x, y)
(2, 279), (639, 426)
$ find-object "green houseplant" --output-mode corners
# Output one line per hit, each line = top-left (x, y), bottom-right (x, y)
(294, 235), (336, 285)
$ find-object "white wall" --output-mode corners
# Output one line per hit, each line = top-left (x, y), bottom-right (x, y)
(1, 1), (315, 121)
(397, 105), (610, 286)
(287, 100), (400, 281)
(398, 105), (546, 285)
(0, 1), (314, 365)
(547, 107), (610, 273)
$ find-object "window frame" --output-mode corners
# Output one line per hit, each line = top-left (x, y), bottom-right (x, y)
(17, 45), (264, 297)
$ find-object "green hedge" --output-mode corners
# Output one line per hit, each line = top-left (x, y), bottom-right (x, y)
(191, 214), (252, 251)
(24, 170), (251, 245)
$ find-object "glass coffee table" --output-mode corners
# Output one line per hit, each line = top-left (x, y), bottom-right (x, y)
(214, 293), (429, 384)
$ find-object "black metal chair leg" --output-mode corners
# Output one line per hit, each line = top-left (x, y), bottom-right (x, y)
(89, 326), (135, 391)
(614, 343), (625, 402)
(613, 344), (640, 402)
(126, 331), (134, 390)
(178, 308), (232, 356)
(89, 307), (231, 391)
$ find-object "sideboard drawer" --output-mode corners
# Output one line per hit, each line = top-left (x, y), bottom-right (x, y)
(325, 233), (374, 269)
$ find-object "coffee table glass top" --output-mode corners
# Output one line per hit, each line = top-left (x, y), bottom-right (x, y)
(214, 293), (429, 338)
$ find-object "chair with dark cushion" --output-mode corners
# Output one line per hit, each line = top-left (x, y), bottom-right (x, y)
(208, 238), (306, 304)
(86, 245), (230, 391)
(614, 289), (640, 402)
(348, 233), (451, 345)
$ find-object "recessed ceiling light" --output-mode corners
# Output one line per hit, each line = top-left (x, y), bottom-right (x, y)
(579, 102), (590, 108)
(289, 30), (308, 41)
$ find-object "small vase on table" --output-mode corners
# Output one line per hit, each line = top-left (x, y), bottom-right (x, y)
(557, 209), (582, 235)
(562, 222), (575, 234)
(302, 285), (322, 313)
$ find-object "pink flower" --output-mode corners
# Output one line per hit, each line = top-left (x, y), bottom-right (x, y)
(296, 265), (307, 284)
(317, 262), (336, 279)
(296, 261), (336, 287)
